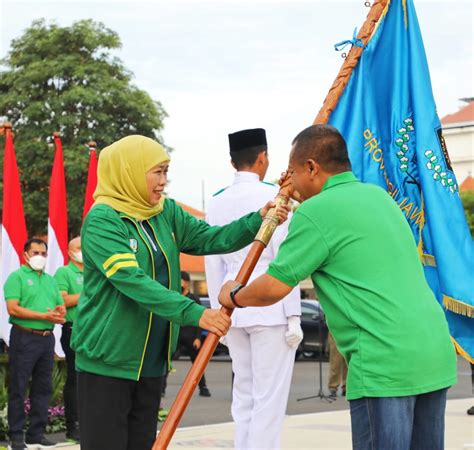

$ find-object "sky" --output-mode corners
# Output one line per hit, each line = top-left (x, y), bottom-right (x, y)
(1, 0), (473, 211)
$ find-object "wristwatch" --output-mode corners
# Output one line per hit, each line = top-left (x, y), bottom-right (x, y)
(230, 283), (245, 308)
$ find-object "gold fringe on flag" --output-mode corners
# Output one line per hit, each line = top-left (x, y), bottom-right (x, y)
(420, 253), (436, 267)
(451, 337), (474, 364)
(443, 295), (474, 318)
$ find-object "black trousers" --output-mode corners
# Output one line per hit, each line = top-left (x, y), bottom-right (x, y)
(60, 322), (77, 432)
(7, 326), (54, 441)
(180, 338), (207, 389)
(78, 371), (163, 450)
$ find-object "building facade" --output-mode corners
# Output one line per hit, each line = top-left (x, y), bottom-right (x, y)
(441, 98), (474, 186)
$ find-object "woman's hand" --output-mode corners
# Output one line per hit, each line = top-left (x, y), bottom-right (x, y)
(259, 201), (291, 224)
(198, 309), (231, 337)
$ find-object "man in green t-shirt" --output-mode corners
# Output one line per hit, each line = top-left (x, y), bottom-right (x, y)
(219, 125), (457, 450)
(54, 236), (83, 443)
(4, 238), (66, 450)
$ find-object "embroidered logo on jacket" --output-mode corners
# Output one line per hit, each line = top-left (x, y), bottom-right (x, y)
(129, 239), (138, 253)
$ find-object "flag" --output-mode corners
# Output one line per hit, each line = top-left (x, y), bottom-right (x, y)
(83, 141), (98, 219)
(327, 0), (474, 361)
(45, 133), (68, 274)
(45, 133), (68, 357)
(0, 125), (28, 344)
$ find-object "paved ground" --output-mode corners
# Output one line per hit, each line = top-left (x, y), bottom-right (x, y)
(4, 356), (474, 448)
(163, 398), (474, 449)
(167, 354), (472, 424)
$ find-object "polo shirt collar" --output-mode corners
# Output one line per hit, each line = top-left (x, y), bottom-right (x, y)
(322, 171), (358, 192)
(68, 261), (83, 273)
(21, 264), (42, 275)
(233, 171), (260, 184)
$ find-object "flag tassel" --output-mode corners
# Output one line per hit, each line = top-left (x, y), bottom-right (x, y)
(451, 338), (474, 364)
(443, 296), (474, 318)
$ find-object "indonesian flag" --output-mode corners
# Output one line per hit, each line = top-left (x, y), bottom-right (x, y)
(0, 125), (28, 344)
(83, 141), (98, 219)
(45, 133), (68, 274)
(45, 133), (68, 357)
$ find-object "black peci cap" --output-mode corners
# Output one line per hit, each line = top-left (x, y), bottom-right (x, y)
(228, 128), (267, 152)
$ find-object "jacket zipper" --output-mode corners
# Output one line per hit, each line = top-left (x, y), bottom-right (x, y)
(147, 220), (174, 371)
(139, 221), (158, 252)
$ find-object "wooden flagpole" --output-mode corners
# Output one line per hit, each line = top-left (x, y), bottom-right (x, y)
(153, 1), (389, 448)
(314, 0), (389, 125)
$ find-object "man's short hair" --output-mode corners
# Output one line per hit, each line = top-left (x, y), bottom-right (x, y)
(181, 271), (190, 282)
(292, 125), (351, 173)
(24, 238), (48, 253)
(230, 145), (267, 170)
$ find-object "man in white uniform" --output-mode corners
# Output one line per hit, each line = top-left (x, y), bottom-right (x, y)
(205, 128), (303, 450)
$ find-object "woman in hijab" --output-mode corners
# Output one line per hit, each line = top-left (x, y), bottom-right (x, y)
(72, 135), (288, 450)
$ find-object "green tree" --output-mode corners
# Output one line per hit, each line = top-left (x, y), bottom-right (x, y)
(460, 190), (474, 237)
(0, 19), (167, 236)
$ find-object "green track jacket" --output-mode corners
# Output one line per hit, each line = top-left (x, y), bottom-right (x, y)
(72, 199), (262, 380)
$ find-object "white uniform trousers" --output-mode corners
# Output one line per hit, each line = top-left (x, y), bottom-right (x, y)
(227, 325), (296, 450)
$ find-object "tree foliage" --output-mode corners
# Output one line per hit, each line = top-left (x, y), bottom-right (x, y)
(460, 190), (474, 237)
(0, 19), (167, 236)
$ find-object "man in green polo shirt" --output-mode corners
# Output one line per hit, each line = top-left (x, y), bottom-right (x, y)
(219, 125), (457, 450)
(4, 238), (66, 450)
(54, 236), (83, 443)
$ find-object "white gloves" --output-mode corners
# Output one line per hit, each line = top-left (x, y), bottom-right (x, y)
(285, 315), (303, 348)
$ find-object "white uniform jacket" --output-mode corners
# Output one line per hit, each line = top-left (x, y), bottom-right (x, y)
(205, 171), (301, 328)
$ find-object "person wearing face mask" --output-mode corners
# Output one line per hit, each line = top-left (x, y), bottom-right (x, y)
(70, 135), (290, 450)
(54, 236), (83, 443)
(3, 238), (66, 450)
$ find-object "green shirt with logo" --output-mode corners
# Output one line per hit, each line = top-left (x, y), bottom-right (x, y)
(54, 262), (84, 323)
(3, 265), (64, 330)
(267, 171), (457, 400)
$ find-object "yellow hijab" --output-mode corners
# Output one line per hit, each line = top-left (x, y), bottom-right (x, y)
(94, 135), (170, 220)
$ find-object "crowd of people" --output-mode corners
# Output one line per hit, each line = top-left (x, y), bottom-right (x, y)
(1, 125), (464, 450)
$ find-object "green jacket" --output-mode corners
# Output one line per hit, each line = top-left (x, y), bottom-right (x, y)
(72, 199), (262, 380)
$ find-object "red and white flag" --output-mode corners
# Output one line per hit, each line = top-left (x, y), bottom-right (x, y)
(45, 133), (68, 357)
(83, 141), (98, 219)
(0, 124), (28, 344)
(45, 133), (68, 274)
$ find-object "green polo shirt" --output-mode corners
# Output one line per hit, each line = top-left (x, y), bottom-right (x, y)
(54, 262), (84, 323)
(268, 171), (457, 400)
(4, 265), (64, 330)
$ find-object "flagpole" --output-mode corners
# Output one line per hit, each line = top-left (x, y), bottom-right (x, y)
(314, 0), (389, 125)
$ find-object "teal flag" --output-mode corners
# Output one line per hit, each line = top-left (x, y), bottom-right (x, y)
(328, 0), (474, 361)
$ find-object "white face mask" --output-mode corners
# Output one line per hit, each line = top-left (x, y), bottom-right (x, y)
(72, 251), (83, 264)
(28, 255), (47, 271)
